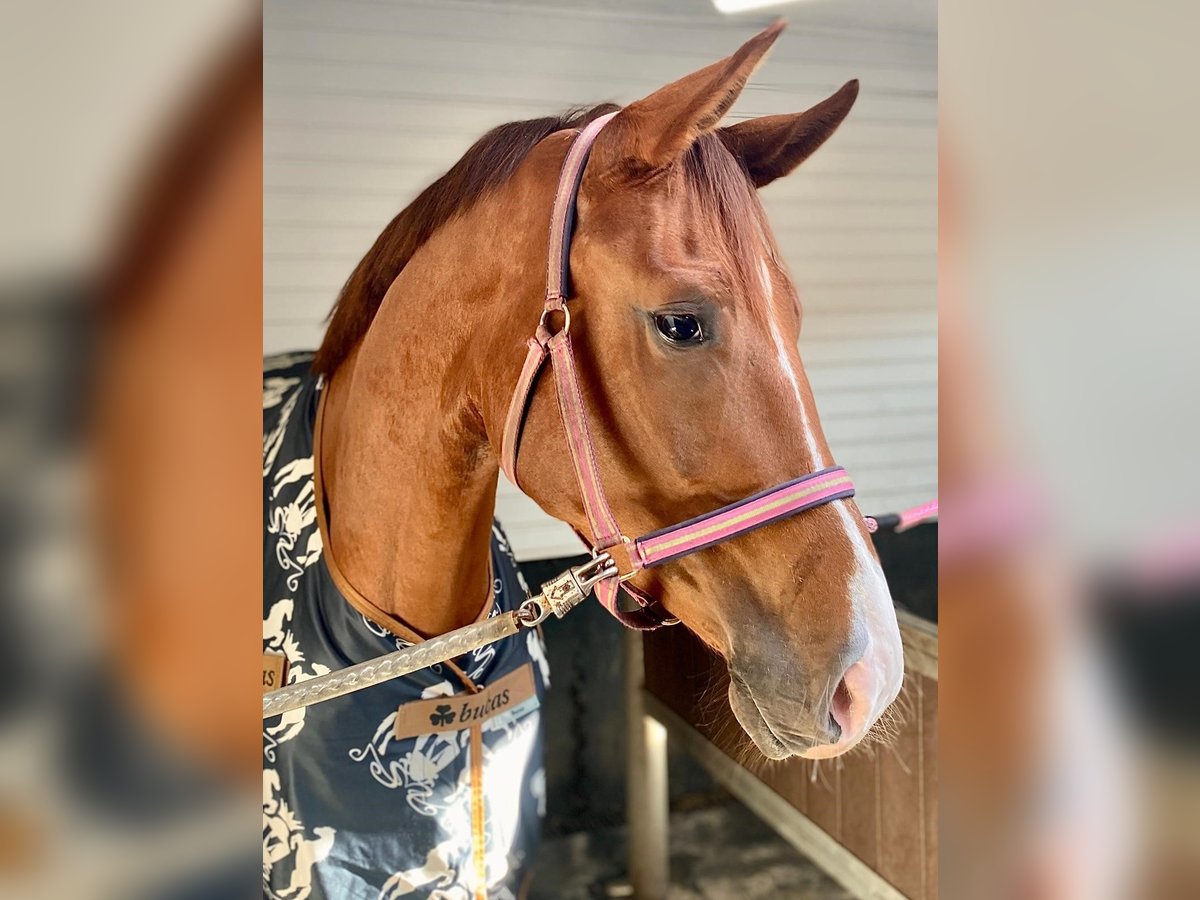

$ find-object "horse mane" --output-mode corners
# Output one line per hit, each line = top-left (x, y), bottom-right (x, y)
(312, 103), (767, 375)
(312, 104), (620, 375)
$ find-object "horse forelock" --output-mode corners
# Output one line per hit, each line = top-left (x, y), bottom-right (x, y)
(678, 132), (783, 326)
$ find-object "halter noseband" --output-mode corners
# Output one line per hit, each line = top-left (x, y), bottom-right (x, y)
(500, 112), (856, 630)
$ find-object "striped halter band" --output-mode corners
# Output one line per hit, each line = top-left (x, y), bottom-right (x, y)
(500, 112), (856, 630)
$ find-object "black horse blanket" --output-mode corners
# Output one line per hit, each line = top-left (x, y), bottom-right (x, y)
(263, 353), (549, 900)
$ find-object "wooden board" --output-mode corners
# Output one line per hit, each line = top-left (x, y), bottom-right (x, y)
(644, 615), (938, 899)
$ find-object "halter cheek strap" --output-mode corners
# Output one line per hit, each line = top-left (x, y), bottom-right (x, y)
(500, 112), (618, 492)
(500, 112), (860, 630)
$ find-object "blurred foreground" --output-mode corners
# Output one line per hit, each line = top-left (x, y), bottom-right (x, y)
(940, 1), (1200, 896)
(1, 3), (260, 897)
(0, 1), (1196, 897)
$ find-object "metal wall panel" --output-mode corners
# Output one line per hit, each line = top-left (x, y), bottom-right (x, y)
(264, 0), (936, 558)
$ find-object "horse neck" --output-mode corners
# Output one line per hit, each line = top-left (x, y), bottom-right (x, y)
(318, 197), (541, 637)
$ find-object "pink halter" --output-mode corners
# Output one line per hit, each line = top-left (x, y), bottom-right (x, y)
(500, 113), (859, 629)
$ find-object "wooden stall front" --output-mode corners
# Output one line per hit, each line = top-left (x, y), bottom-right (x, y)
(642, 609), (937, 900)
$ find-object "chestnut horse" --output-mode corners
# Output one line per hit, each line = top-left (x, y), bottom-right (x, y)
(268, 21), (902, 897)
(316, 20), (900, 760)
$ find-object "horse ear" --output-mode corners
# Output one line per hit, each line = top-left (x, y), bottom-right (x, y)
(718, 79), (859, 188)
(593, 20), (785, 177)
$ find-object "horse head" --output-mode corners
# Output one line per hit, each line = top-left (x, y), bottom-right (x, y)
(504, 24), (902, 759)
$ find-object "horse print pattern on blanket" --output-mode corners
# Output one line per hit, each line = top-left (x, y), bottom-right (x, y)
(264, 353), (549, 900)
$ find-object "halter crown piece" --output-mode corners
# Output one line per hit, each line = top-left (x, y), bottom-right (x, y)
(500, 113), (857, 630)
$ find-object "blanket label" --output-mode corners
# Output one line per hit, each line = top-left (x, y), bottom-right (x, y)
(395, 664), (537, 738)
(262, 652), (288, 693)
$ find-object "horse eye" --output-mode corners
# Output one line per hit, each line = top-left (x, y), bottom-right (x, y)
(654, 313), (705, 345)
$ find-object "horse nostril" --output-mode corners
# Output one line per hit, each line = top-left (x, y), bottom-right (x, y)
(827, 711), (841, 742)
(830, 675), (853, 735)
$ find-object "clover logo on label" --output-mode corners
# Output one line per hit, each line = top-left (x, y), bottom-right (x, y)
(395, 665), (536, 740)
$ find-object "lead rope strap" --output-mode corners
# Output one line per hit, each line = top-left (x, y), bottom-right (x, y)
(263, 611), (522, 718)
(263, 555), (617, 717)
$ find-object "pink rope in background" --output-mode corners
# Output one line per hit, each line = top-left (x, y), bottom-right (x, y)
(864, 499), (939, 534)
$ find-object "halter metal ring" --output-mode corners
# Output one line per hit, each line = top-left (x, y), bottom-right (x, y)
(593, 535), (639, 583)
(516, 597), (551, 627)
(538, 304), (570, 338)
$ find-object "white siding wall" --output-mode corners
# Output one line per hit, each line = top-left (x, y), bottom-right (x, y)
(265, 0), (936, 560)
